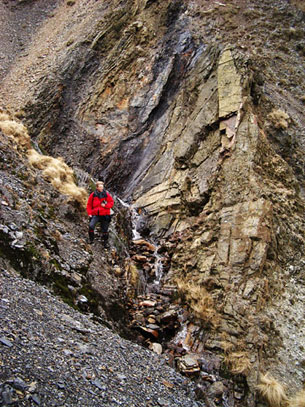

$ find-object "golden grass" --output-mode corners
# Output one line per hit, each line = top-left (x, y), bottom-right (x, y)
(224, 351), (251, 375)
(0, 111), (88, 209)
(220, 340), (235, 354)
(289, 390), (305, 407)
(0, 114), (31, 149)
(28, 149), (87, 208)
(257, 373), (288, 407)
(176, 278), (219, 327)
(127, 261), (139, 288)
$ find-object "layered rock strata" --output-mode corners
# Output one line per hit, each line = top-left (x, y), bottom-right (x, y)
(0, 0), (304, 405)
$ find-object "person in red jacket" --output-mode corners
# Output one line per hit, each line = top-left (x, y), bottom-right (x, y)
(86, 181), (114, 246)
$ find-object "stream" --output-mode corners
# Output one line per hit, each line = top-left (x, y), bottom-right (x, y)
(117, 197), (164, 291)
(114, 198), (239, 407)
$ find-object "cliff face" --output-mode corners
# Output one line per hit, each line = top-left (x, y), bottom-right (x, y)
(1, 0), (305, 405)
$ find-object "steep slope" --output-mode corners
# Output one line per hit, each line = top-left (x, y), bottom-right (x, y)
(0, 117), (131, 334)
(0, 0), (304, 406)
(0, 269), (204, 407)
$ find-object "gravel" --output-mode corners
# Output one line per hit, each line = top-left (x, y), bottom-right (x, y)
(0, 269), (205, 407)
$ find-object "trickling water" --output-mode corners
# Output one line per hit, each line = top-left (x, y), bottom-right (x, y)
(117, 198), (164, 287)
(153, 251), (163, 285)
(117, 197), (129, 208)
(130, 207), (142, 241)
(117, 198), (142, 240)
(173, 324), (190, 352)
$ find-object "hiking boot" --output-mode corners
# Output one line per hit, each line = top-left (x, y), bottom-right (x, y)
(88, 230), (94, 244)
(102, 232), (109, 248)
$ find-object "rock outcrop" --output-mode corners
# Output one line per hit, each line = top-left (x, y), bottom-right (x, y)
(0, 0), (304, 406)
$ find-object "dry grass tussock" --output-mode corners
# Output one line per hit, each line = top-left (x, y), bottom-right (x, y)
(0, 112), (31, 149)
(176, 279), (219, 327)
(28, 149), (88, 208)
(257, 373), (288, 407)
(224, 351), (251, 375)
(288, 390), (305, 407)
(0, 111), (88, 209)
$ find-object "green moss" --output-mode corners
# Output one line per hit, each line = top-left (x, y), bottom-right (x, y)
(18, 171), (28, 181)
(48, 206), (56, 219)
(78, 284), (100, 313)
(89, 179), (96, 193)
(50, 259), (61, 270)
(51, 273), (77, 309)
(25, 243), (40, 259)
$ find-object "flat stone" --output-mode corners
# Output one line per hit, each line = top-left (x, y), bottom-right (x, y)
(217, 47), (242, 118)
(140, 300), (157, 307)
(133, 239), (156, 252)
(0, 337), (13, 347)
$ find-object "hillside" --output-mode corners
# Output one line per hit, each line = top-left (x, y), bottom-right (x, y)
(0, 1), (305, 406)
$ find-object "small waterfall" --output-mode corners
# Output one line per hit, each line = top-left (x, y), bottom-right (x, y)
(173, 324), (190, 352)
(117, 198), (142, 240)
(130, 207), (142, 241)
(117, 198), (163, 287)
(153, 251), (163, 285)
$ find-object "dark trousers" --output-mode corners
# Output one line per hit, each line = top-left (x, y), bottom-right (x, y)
(89, 215), (111, 233)
(88, 215), (111, 244)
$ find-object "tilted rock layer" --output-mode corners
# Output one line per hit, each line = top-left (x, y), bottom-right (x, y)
(0, 0), (304, 405)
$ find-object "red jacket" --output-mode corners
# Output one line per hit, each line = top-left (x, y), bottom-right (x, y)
(86, 191), (114, 216)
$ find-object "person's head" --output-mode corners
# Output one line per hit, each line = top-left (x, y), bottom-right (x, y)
(96, 181), (104, 192)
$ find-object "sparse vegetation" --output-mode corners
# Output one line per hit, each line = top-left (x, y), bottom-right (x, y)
(257, 373), (288, 407)
(288, 390), (305, 407)
(126, 260), (140, 298)
(176, 279), (219, 327)
(28, 149), (88, 208)
(0, 111), (88, 209)
(0, 112), (31, 149)
(224, 351), (251, 375)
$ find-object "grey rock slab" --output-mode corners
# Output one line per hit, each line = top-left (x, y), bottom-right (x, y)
(0, 336), (13, 347)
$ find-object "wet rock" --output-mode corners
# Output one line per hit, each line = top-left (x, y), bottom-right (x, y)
(140, 300), (157, 307)
(138, 326), (159, 339)
(0, 0), (305, 403)
(160, 309), (178, 324)
(133, 239), (156, 252)
(132, 254), (149, 263)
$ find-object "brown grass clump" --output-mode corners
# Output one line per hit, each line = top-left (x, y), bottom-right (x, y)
(257, 373), (288, 407)
(176, 279), (219, 327)
(267, 109), (291, 130)
(289, 390), (305, 407)
(0, 111), (88, 209)
(0, 113), (31, 149)
(28, 149), (88, 208)
(221, 340), (235, 354)
(224, 351), (251, 375)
